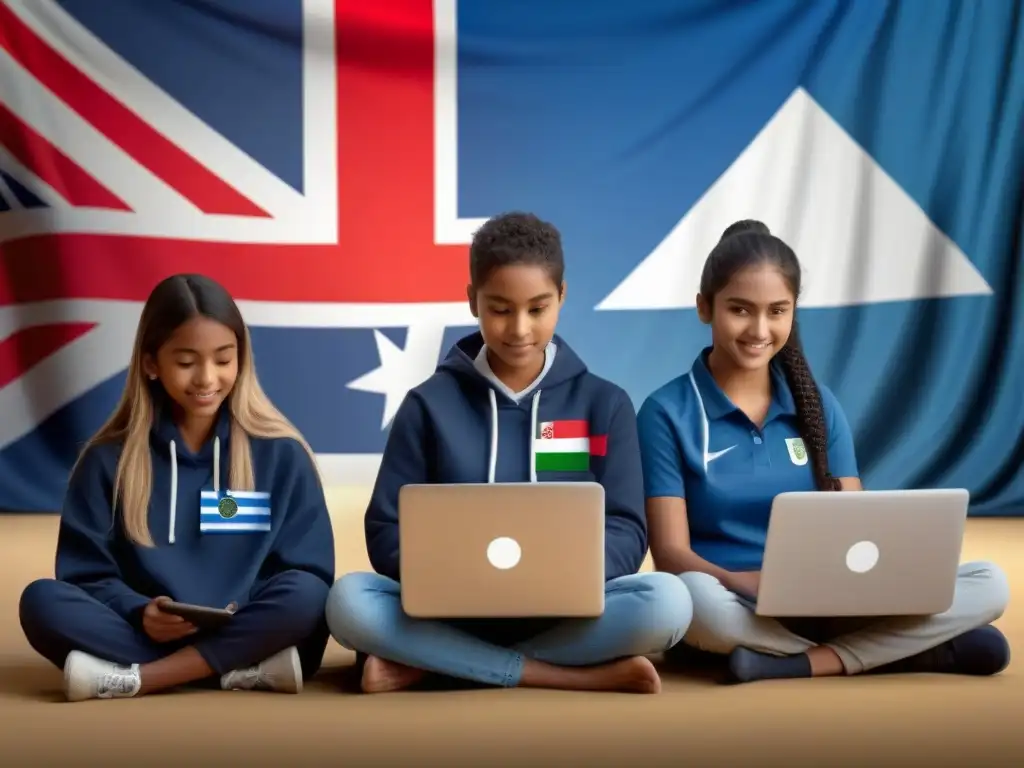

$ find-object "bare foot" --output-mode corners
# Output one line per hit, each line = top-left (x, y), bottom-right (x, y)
(607, 656), (662, 694)
(361, 655), (426, 694)
(519, 654), (663, 693)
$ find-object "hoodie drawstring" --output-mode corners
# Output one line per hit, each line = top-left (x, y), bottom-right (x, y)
(487, 389), (498, 484)
(168, 440), (178, 545)
(166, 435), (220, 545)
(529, 391), (540, 483)
(485, 389), (541, 484)
(213, 436), (221, 493)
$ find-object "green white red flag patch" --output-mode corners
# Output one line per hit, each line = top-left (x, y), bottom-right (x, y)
(534, 420), (607, 472)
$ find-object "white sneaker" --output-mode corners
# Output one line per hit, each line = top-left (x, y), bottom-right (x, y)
(220, 646), (303, 694)
(63, 651), (142, 702)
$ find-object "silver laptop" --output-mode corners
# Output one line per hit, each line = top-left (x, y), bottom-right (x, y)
(754, 488), (968, 617)
(398, 482), (606, 619)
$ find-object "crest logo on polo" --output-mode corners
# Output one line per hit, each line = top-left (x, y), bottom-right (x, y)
(785, 438), (808, 466)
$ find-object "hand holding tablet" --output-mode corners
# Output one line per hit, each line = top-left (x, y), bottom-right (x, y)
(158, 599), (236, 629)
(144, 597), (236, 639)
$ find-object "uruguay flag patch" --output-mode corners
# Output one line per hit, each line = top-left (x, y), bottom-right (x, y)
(200, 490), (272, 533)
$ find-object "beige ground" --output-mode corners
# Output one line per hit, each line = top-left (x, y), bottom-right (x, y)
(1, 487), (1021, 766)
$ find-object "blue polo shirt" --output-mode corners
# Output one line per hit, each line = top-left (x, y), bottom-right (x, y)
(637, 348), (859, 572)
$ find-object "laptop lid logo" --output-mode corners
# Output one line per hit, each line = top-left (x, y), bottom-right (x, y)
(487, 537), (522, 570)
(846, 540), (880, 573)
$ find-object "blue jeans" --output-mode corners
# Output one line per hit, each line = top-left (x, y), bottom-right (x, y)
(325, 571), (693, 687)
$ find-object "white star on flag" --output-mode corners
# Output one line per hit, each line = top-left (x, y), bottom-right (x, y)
(346, 323), (449, 428)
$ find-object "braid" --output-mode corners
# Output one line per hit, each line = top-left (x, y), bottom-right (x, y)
(776, 322), (841, 492)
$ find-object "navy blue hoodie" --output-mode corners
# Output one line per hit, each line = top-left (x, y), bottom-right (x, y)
(365, 332), (648, 583)
(54, 404), (335, 626)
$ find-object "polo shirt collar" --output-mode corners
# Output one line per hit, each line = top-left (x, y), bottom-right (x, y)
(690, 347), (797, 422)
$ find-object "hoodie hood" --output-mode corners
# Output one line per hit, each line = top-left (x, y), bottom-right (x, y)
(437, 331), (588, 389)
(433, 331), (589, 483)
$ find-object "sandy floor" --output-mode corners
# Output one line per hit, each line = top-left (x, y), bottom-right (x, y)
(1, 490), (1021, 766)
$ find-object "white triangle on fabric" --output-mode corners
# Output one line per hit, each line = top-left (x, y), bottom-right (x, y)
(597, 86), (993, 311)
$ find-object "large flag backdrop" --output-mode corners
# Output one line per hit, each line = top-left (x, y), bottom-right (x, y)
(0, 0), (1021, 514)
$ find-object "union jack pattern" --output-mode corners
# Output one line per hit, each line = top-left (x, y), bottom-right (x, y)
(0, 0), (484, 509)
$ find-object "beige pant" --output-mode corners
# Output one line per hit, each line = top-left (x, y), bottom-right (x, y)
(678, 561), (1010, 674)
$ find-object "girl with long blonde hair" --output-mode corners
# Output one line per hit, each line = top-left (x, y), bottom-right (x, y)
(19, 274), (335, 702)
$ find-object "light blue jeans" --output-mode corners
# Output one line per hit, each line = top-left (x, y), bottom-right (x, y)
(325, 571), (693, 687)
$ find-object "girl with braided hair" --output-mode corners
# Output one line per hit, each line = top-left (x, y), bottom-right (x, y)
(637, 220), (1010, 684)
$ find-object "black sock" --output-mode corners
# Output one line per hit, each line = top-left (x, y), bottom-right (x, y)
(727, 647), (812, 683)
(874, 625), (1010, 676)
